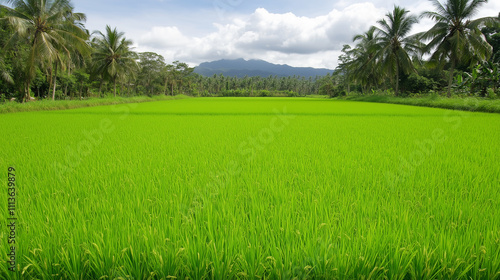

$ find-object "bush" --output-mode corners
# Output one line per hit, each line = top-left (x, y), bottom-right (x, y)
(214, 89), (299, 97)
(257, 90), (270, 97)
(319, 83), (346, 97)
(319, 83), (335, 97)
(401, 73), (436, 94)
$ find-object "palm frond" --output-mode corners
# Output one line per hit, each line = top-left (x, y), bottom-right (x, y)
(468, 16), (500, 30)
(463, 0), (488, 19)
(0, 56), (14, 84)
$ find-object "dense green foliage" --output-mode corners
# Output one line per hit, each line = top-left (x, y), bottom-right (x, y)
(1, 98), (499, 278)
(420, 0), (497, 96)
(481, 13), (500, 63)
(1, 0), (90, 100)
(337, 0), (500, 97)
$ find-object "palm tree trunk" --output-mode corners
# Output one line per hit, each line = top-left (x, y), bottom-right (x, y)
(447, 59), (456, 98)
(52, 64), (58, 100)
(114, 79), (117, 97)
(164, 79), (169, 95)
(47, 68), (53, 99)
(79, 81), (83, 100)
(394, 57), (400, 97)
(66, 68), (71, 98)
(347, 73), (350, 94)
(26, 80), (31, 101)
(395, 69), (399, 97)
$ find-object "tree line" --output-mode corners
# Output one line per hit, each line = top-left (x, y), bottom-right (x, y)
(0, 0), (328, 101)
(0, 0), (499, 102)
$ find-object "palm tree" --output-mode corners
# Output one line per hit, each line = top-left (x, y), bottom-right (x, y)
(420, 0), (499, 97)
(373, 6), (420, 96)
(91, 25), (138, 97)
(1, 0), (90, 100)
(336, 45), (354, 93)
(351, 26), (382, 93)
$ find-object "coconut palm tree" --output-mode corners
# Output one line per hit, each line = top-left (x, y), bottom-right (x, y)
(351, 26), (382, 93)
(91, 25), (138, 97)
(0, 0), (90, 100)
(373, 6), (420, 96)
(420, 0), (499, 97)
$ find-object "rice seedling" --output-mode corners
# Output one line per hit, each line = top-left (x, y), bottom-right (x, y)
(0, 97), (499, 279)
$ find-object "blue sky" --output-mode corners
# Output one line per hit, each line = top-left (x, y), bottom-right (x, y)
(72, 0), (500, 69)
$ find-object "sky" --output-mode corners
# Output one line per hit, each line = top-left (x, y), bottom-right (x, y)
(73, 0), (500, 69)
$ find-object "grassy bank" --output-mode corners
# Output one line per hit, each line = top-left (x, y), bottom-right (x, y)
(341, 95), (500, 113)
(4, 94), (500, 115)
(0, 95), (191, 114)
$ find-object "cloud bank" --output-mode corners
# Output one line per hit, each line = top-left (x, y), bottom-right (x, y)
(138, 3), (387, 68)
(133, 0), (499, 69)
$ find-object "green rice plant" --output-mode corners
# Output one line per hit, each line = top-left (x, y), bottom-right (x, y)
(0, 97), (499, 279)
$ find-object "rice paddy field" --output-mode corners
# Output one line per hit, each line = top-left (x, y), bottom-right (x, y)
(1, 97), (500, 279)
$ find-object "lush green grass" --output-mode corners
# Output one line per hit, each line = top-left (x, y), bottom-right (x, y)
(1, 98), (499, 279)
(0, 95), (190, 114)
(341, 95), (500, 114)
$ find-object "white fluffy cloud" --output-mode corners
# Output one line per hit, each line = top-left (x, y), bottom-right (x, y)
(137, 3), (386, 68)
(135, 0), (500, 69)
(141, 26), (190, 48)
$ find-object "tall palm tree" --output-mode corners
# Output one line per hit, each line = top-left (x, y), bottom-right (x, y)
(351, 26), (382, 93)
(373, 6), (420, 96)
(336, 45), (354, 93)
(1, 0), (90, 100)
(420, 0), (499, 97)
(91, 25), (138, 97)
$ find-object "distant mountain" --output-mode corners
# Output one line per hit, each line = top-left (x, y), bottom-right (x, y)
(194, 58), (334, 78)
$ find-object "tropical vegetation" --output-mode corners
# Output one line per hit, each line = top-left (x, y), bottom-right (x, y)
(91, 25), (138, 97)
(0, 0), (498, 102)
(1, 0), (90, 100)
(420, 0), (498, 96)
(340, 1), (499, 97)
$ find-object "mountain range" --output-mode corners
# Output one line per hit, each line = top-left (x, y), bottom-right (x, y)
(194, 59), (334, 78)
